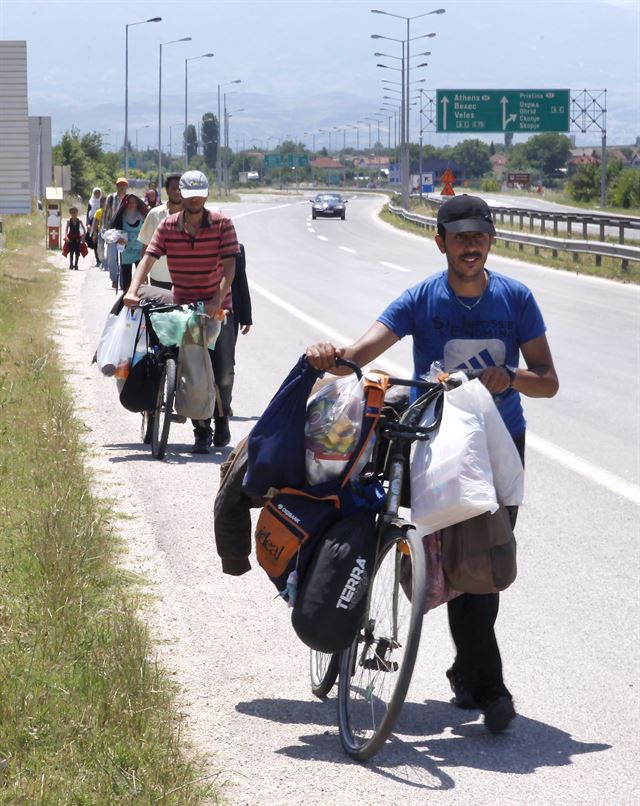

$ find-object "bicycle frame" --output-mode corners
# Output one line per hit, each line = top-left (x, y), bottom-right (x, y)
(362, 380), (444, 663)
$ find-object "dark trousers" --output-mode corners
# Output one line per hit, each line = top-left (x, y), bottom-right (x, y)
(68, 241), (80, 266)
(192, 313), (236, 432)
(212, 312), (235, 417)
(120, 261), (138, 294)
(446, 432), (526, 705)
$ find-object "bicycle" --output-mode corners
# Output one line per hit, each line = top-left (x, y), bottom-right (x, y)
(137, 300), (222, 461)
(309, 649), (339, 699)
(306, 366), (445, 760)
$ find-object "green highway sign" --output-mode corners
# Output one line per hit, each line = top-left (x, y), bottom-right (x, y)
(264, 153), (309, 169)
(263, 154), (283, 168)
(287, 154), (309, 168)
(436, 89), (570, 133)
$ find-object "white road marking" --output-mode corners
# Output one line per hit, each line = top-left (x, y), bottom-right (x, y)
(308, 227), (315, 233)
(339, 246), (357, 254)
(381, 261), (411, 273)
(525, 433), (640, 506)
(317, 235), (328, 241)
(231, 203), (294, 219)
(248, 277), (640, 506)
(249, 280), (352, 344)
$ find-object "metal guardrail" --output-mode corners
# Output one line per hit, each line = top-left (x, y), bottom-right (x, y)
(418, 195), (640, 244)
(387, 203), (640, 271)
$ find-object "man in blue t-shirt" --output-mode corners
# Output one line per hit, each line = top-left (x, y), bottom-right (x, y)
(306, 194), (558, 733)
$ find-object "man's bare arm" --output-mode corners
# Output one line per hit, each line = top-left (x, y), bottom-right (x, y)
(306, 322), (399, 374)
(123, 253), (158, 306)
(512, 333), (559, 398)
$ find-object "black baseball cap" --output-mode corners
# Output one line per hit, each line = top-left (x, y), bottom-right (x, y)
(437, 194), (496, 235)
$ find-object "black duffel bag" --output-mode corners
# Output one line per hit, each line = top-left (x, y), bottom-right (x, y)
(119, 352), (163, 413)
(291, 509), (377, 654)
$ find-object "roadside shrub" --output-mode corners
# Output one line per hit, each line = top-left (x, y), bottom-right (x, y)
(481, 177), (500, 192)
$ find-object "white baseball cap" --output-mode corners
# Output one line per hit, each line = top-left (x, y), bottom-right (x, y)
(179, 170), (209, 198)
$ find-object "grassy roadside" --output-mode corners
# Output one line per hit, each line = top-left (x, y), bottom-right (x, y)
(0, 217), (219, 803)
(379, 205), (640, 284)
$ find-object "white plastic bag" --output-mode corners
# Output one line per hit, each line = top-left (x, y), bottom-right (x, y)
(102, 228), (128, 245)
(304, 375), (366, 486)
(410, 392), (498, 533)
(446, 380), (524, 505)
(95, 307), (141, 379)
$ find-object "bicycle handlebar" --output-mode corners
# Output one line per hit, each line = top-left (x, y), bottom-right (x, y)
(335, 357), (363, 380)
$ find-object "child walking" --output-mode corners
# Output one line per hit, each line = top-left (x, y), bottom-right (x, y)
(65, 207), (86, 270)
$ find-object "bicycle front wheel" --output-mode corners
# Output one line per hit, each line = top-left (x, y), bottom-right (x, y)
(310, 650), (339, 699)
(151, 357), (176, 460)
(337, 526), (426, 761)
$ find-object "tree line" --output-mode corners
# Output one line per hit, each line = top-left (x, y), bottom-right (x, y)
(53, 125), (639, 209)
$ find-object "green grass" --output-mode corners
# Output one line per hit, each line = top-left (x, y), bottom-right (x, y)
(0, 215), (221, 804)
(380, 205), (640, 284)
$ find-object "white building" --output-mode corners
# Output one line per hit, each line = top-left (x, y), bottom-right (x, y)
(29, 116), (53, 203)
(0, 41), (31, 214)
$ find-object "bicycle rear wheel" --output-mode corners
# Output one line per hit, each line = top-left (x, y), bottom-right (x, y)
(151, 357), (176, 460)
(140, 411), (154, 444)
(310, 650), (339, 699)
(337, 526), (426, 761)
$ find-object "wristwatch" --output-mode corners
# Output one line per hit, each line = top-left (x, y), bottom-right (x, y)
(503, 366), (516, 387)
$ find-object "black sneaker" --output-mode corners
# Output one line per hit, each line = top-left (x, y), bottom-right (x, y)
(191, 427), (213, 454)
(483, 695), (516, 733)
(446, 667), (480, 710)
(213, 416), (231, 447)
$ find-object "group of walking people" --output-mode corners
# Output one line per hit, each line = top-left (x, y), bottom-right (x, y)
(114, 174), (558, 737)
(68, 178), (161, 287)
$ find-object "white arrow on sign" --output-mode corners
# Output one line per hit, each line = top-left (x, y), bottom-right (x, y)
(440, 95), (449, 130)
(501, 96), (517, 130)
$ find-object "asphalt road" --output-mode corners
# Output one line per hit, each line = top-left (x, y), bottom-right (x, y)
(53, 193), (639, 805)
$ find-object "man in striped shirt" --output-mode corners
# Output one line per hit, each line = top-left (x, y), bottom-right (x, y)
(124, 170), (240, 453)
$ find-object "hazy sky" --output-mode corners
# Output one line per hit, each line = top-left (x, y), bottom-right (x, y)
(2, 0), (638, 151)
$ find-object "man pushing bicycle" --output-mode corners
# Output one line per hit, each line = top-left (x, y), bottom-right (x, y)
(306, 194), (559, 733)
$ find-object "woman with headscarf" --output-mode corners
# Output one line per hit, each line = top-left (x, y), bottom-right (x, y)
(86, 187), (102, 265)
(112, 193), (148, 292)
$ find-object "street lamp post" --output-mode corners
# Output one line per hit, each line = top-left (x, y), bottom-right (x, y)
(135, 124), (150, 152)
(357, 119), (372, 151)
(158, 37), (191, 187)
(184, 53), (214, 172)
(318, 129), (332, 153)
(333, 126), (347, 151)
(382, 103), (399, 147)
(376, 44), (431, 205)
(350, 124), (360, 151)
(373, 113), (388, 152)
(379, 109), (393, 149)
(224, 104), (244, 193)
(125, 16), (161, 178)
(371, 7), (444, 207)
(364, 116), (380, 150)
(303, 131), (316, 152)
(217, 79), (241, 195)
(418, 87), (432, 202)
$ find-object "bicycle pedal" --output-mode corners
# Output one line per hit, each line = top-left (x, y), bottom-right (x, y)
(170, 414), (187, 423)
(362, 657), (398, 672)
